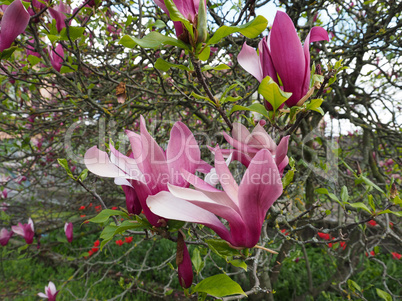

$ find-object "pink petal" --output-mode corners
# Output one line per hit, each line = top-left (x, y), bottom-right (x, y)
(48, 282), (57, 295)
(0, 0), (30, 52)
(180, 168), (221, 192)
(270, 11), (305, 107)
(37, 292), (48, 298)
(249, 122), (277, 151)
(275, 135), (290, 167)
(196, 160), (213, 173)
(121, 185), (142, 215)
(177, 239), (193, 288)
(231, 122), (252, 145)
(11, 223), (24, 237)
(238, 149), (283, 247)
(139, 116), (169, 194)
(147, 191), (231, 241)
(258, 37), (278, 83)
(222, 132), (260, 154)
(214, 147), (239, 204)
(166, 122), (200, 187)
(237, 42), (263, 82)
(109, 144), (145, 182)
(84, 146), (127, 178)
(302, 26), (329, 95)
(131, 180), (164, 227)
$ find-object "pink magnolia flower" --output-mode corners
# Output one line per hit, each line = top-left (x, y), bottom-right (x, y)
(64, 222), (73, 243)
(12, 218), (35, 244)
(84, 116), (207, 227)
(153, 0), (206, 41)
(0, 228), (13, 246)
(238, 11), (329, 109)
(38, 281), (59, 301)
(177, 231), (193, 288)
(147, 147), (283, 248)
(48, 0), (71, 32)
(221, 122), (289, 175)
(49, 44), (64, 72)
(1, 189), (7, 199)
(0, 0), (30, 52)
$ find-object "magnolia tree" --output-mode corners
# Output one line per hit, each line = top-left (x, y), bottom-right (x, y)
(0, 0), (401, 300)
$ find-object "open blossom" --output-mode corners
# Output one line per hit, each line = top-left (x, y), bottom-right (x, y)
(0, 228), (14, 246)
(64, 222), (73, 243)
(148, 147), (283, 248)
(221, 122), (289, 175)
(238, 11), (329, 109)
(84, 116), (208, 227)
(38, 281), (59, 301)
(12, 218), (35, 244)
(0, 0), (30, 52)
(392, 252), (401, 260)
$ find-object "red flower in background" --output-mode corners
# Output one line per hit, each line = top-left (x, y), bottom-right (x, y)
(367, 220), (377, 227)
(115, 240), (124, 246)
(392, 252), (401, 260)
(125, 236), (133, 243)
(366, 250), (376, 257)
(317, 232), (331, 240)
(93, 240), (100, 247)
(79, 206), (86, 210)
(91, 247), (99, 253)
(111, 207), (118, 210)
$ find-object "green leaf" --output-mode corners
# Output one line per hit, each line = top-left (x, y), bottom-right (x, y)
(60, 26), (85, 41)
(153, 19), (166, 28)
(201, 64), (230, 71)
(207, 15), (268, 45)
(119, 32), (190, 50)
(340, 186), (349, 202)
(191, 248), (204, 273)
(376, 288), (392, 301)
(356, 176), (384, 193)
(27, 55), (41, 66)
(88, 209), (129, 224)
(114, 220), (145, 235)
(306, 98), (324, 115)
(198, 46), (210, 61)
(228, 259), (247, 271)
(258, 76), (292, 112)
(347, 279), (361, 292)
(282, 170), (294, 189)
(206, 239), (241, 258)
(368, 194), (375, 211)
(315, 188), (329, 195)
(348, 202), (372, 214)
(167, 219), (186, 232)
(193, 274), (246, 297)
(376, 209), (402, 217)
(0, 46), (18, 60)
(78, 169), (88, 182)
(154, 58), (192, 72)
(229, 103), (269, 119)
(57, 158), (75, 180)
(60, 66), (75, 74)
